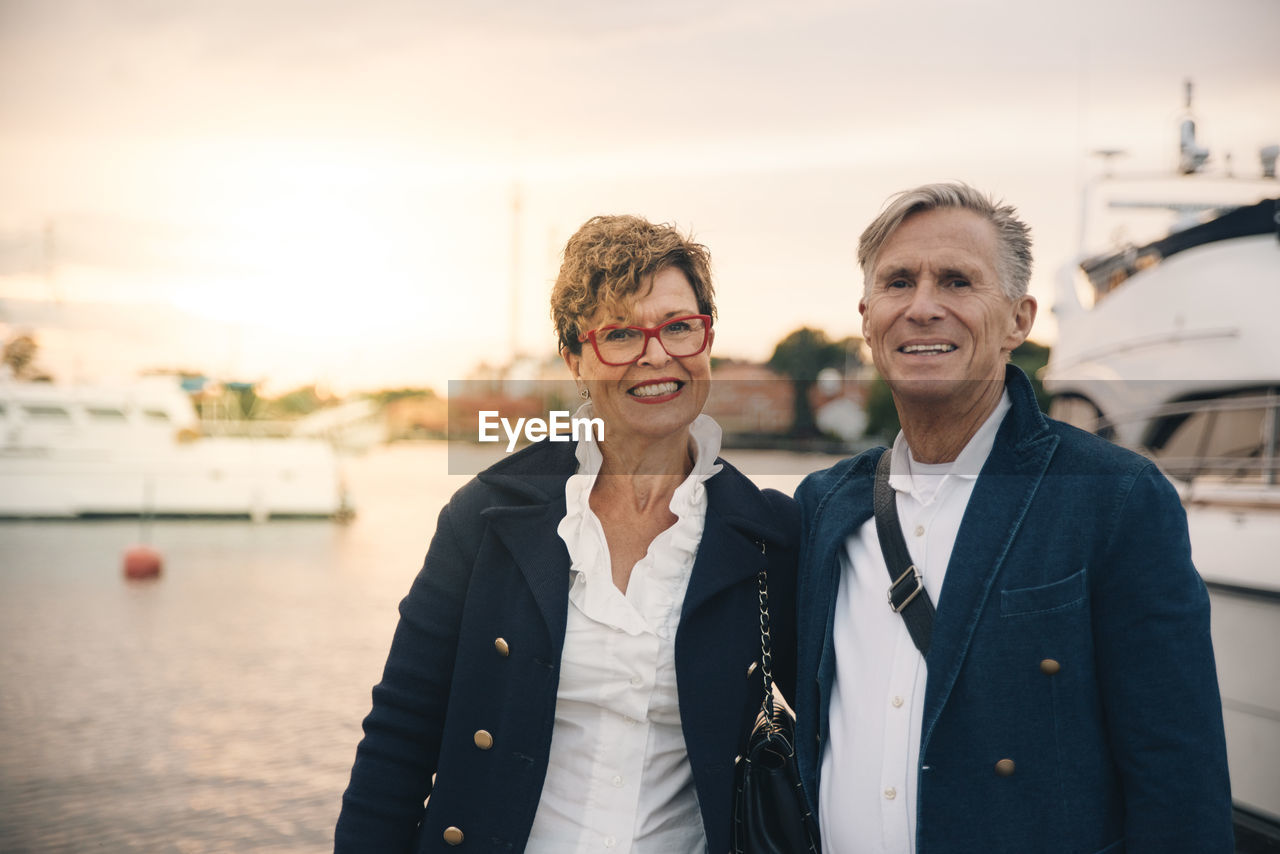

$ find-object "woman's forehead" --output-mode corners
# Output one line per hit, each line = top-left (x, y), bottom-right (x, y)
(591, 302), (698, 328)
(590, 270), (698, 323)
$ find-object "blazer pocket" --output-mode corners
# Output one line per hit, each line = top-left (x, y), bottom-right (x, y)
(1000, 568), (1087, 617)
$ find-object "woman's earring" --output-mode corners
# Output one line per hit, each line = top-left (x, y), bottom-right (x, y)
(578, 387), (590, 400)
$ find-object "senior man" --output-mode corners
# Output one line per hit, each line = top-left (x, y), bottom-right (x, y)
(794, 183), (1232, 853)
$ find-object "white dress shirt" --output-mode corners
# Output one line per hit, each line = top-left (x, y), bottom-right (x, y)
(526, 405), (723, 854)
(819, 392), (1010, 854)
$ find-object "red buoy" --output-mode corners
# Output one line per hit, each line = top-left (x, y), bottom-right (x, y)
(123, 546), (163, 580)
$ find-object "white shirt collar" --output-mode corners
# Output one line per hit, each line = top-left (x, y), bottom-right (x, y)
(568, 401), (724, 483)
(558, 403), (723, 637)
(888, 389), (1011, 504)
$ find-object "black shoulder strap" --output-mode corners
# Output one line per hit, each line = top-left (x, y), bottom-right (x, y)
(873, 450), (935, 657)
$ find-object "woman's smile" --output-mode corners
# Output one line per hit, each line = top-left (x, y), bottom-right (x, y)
(627, 378), (684, 401)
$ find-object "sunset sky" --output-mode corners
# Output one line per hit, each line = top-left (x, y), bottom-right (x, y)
(2, 0), (1278, 394)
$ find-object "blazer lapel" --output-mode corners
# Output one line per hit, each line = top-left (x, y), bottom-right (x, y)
(680, 507), (764, 620)
(681, 464), (788, 619)
(482, 497), (572, 657)
(804, 453), (877, 749)
(920, 399), (1059, 747)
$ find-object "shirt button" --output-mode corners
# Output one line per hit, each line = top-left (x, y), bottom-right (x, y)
(884, 787), (897, 800)
(611, 775), (624, 788)
(892, 696), (904, 708)
(624, 716), (638, 726)
(630, 675), (642, 687)
(914, 525), (925, 537)
(604, 836), (617, 848)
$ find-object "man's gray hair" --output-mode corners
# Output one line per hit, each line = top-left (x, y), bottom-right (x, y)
(857, 182), (1033, 301)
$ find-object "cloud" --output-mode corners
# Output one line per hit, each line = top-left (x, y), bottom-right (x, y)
(0, 0), (1276, 388)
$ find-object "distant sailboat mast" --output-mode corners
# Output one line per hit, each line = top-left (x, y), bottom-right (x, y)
(43, 219), (62, 305)
(509, 182), (523, 364)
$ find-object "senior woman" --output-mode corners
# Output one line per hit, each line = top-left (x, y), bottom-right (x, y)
(335, 214), (797, 853)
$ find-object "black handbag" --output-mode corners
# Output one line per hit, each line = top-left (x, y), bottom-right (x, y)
(731, 560), (821, 854)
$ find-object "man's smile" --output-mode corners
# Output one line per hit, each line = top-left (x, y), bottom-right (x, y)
(898, 342), (958, 355)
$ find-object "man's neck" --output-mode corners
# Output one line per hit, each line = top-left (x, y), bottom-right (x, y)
(895, 380), (1005, 464)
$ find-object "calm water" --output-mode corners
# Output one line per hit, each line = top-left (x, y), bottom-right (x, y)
(0, 443), (835, 853)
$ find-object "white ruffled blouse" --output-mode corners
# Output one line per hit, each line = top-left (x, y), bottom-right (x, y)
(524, 404), (723, 854)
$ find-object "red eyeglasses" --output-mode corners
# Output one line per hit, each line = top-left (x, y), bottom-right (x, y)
(579, 314), (712, 366)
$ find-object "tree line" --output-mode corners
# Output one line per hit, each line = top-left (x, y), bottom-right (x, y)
(766, 327), (1050, 441)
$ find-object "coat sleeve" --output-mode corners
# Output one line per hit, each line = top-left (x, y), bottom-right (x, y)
(1090, 463), (1234, 853)
(335, 499), (474, 852)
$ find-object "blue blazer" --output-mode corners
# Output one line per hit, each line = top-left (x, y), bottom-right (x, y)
(336, 438), (798, 853)
(794, 366), (1233, 854)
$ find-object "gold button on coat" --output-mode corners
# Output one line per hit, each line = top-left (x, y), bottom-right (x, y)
(995, 758), (1016, 776)
(473, 730), (493, 750)
(443, 826), (464, 845)
(494, 637), (509, 657)
(1040, 658), (1061, 675)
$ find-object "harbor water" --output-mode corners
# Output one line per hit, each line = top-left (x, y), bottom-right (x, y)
(0, 442), (832, 853)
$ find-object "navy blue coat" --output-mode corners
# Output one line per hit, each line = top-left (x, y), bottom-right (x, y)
(336, 437), (798, 853)
(794, 366), (1233, 854)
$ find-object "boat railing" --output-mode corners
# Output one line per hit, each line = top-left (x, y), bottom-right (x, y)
(198, 418), (299, 439)
(1090, 390), (1280, 488)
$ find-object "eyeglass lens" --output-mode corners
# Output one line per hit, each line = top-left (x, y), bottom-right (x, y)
(595, 316), (707, 363)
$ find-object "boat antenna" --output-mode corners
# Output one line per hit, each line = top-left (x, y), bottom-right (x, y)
(1092, 149), (1127, 179)
(1179, 79), (1210, 175)
(1261, 144), (1278, 180)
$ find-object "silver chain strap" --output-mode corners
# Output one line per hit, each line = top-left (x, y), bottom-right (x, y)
(755, 540), (779, 729)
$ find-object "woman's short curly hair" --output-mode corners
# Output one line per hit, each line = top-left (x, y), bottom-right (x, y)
(551, 215), (715, 355)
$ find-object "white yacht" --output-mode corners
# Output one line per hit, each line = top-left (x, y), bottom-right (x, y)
(1043, 87), (1280, 844)
(0, 374), (349, 520)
